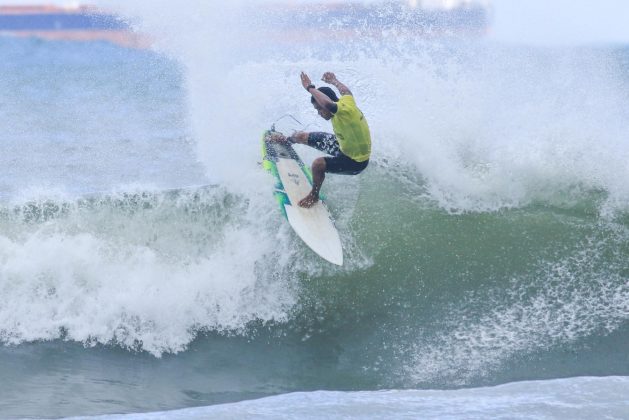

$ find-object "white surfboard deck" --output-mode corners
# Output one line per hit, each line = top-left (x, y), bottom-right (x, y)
(263, 137), (343, 266)
(275, 158), (343, 265)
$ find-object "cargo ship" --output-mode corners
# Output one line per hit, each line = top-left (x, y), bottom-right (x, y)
(0, 1), (490, 47)
(0, 4), (146, 47)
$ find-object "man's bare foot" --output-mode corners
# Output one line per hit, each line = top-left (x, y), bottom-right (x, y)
(267, 132), (287, 143)
(299, 191), (319, 208)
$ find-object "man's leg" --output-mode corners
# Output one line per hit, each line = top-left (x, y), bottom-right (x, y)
(299, 157), (326, 208)
(289, 131), (340, 156)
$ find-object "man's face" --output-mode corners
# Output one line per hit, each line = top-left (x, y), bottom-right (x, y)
(313, 103), (333, 120)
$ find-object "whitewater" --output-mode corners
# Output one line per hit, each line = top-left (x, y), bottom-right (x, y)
(0, 1), (628, 418)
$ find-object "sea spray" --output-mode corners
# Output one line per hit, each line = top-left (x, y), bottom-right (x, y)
(99, 2), (629, 215)
(0, 3), (627, 409)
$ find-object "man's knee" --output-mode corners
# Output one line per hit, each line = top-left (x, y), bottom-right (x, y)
(312, 157), (326, 173)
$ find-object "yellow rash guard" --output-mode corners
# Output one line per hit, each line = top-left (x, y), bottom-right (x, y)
(331, 95), (371, 162)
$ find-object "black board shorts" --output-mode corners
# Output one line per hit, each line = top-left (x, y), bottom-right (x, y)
(307, 132), (369, 175)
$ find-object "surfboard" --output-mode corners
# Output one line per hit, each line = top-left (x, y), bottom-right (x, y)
(261, 130), (343, 266)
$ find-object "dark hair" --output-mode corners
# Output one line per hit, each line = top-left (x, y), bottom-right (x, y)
(311, 86), (339, 104)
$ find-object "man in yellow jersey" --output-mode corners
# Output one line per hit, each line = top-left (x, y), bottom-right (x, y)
(271, 71), (371, 208)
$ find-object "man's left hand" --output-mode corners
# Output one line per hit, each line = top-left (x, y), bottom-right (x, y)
(301, 72), (313, 91)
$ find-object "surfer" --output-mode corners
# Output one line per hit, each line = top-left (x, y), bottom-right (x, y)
(270, 72), (371, 208)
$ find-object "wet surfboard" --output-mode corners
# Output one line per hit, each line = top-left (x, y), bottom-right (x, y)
(261, 130), (343, 266)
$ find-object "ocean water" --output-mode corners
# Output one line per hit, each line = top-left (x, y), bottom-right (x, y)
(1, 2), (629, 418)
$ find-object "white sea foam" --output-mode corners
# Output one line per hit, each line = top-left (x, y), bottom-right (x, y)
(87, 376), (629, 419)
(0, 188), (301, 356)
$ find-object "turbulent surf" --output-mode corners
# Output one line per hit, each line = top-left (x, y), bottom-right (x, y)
(0, 1), (628, 417)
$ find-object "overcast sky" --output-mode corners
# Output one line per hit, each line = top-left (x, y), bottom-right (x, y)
(1, 0), (628, 46)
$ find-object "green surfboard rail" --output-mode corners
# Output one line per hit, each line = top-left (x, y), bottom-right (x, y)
(261, 130), (327, 219)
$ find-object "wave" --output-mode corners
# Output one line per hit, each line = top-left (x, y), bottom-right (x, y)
(1, 166), (627, 386)
(1, 1), (627, 390)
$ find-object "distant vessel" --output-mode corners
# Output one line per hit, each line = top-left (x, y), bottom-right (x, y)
(0, 1), (490, 48)
(0, 5), (145, 47)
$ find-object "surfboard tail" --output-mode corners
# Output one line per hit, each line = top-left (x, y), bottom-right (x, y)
(284, 205), (343, 266)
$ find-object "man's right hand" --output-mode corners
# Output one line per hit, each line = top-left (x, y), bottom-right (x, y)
(322, 71), (352, 96)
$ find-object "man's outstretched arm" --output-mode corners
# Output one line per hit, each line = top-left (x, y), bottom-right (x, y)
(301, 71), (338, 114)
(322, 72), (352, 96)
